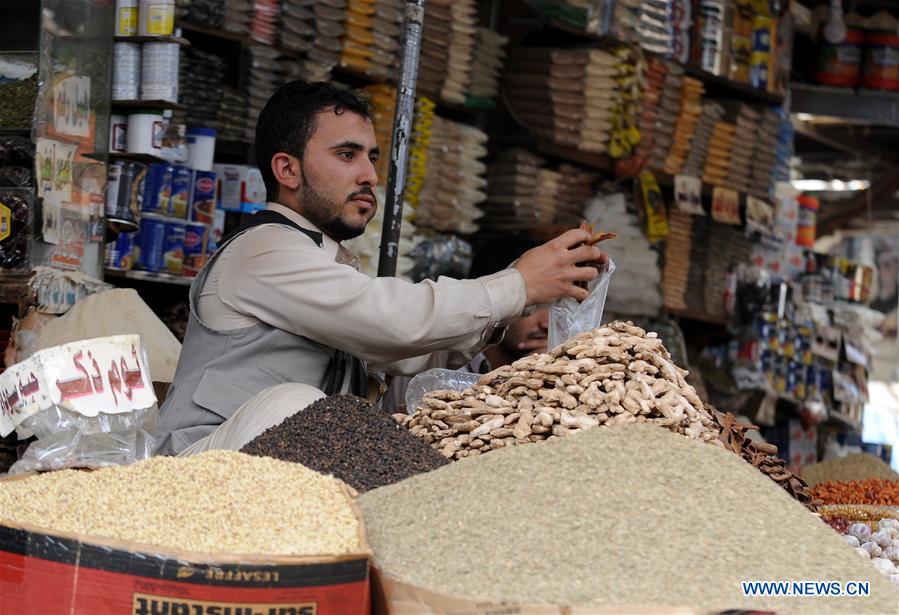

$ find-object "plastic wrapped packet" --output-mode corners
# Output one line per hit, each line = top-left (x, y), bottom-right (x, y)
(548, 258), (616, 349)
(407, 232), (473, 282)
(1, 335), (158, 474)
(405, 368), (481, 415)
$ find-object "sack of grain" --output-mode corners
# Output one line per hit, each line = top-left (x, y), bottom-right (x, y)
(0, 451), (372, 613)
(361, 424), (899, 613)
(28, 288), (182, 383)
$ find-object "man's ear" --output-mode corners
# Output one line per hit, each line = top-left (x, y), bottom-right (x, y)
(271, 153), (301, 192)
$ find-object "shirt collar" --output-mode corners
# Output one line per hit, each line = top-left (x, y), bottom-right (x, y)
(265, 202), (361, 270)
(266, 202), (340, 258)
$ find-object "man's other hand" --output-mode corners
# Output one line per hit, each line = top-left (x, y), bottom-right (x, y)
(514, 229), (609, 305)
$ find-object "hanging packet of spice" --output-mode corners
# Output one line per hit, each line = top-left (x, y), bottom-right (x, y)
(0, 188), (32, 274)
(674, 174), (704, 215)
(745, 195), (775, 235)
(639, 170), (668, 242)
(712, 186), (741, 225)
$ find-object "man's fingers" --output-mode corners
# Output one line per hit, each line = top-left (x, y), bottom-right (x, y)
(571, 266), (600, 281)
(552, 228), (591, 248)
(568, 285), (590, 301)
(566, 244), (604, 265)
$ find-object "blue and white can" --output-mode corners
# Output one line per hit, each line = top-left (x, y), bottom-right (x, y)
(136, 212), (167, 272)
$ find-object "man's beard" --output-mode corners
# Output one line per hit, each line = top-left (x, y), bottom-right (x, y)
(300, 169), (370, 241)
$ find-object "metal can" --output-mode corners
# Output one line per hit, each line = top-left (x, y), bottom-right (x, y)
(112, 42), (141, 101)
(141, 41), (179, 102)
(141, 163), (173, 215)
(163, 218), (186, 275)
(115, 0), (139, 36)
(138, 0), (174, 36)
(106, 160), (146, 231)
(105, 231), (137, 271)
(136, 212), (167, 272)
(169, 165), (191, 218)
(182, 221), (209, 277)
(189, 170), (217, 224)
(862, 31), (899, 91)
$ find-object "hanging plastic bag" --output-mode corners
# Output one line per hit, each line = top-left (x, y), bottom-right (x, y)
(404, 368), (481, 415)
(2, 334), (158, 474)
(548, 258), (616, 349)
(10, 404), (157, 473)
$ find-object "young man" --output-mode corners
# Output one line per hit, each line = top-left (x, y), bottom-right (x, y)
(155, 81), (607, 455)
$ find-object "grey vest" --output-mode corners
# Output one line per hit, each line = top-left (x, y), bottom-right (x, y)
(154, 211), (365, 455)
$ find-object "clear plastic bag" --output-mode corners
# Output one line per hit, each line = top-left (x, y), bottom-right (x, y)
(404, 368), (481, 415)
(9, 405), (158, 474)
(548, 258), (616, 349)
(2, 335), (158, 474)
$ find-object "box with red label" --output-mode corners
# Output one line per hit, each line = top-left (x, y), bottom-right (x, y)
(214, 164), (266, 213)
(0, 480), (372, 615)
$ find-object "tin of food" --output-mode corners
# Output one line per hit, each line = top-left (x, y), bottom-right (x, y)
(163, 218), (185, 275)
(169, 165), (191, 218)
(136, 213), (167, 272)
(189, 169), (217, 224)
(141, 163), (173, 215)
(105, 230), (137, 271)
(182, 221), (209, 277)
(106, 160), (146, 232)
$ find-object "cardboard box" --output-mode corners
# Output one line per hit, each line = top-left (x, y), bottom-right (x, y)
(1, 477), (371, 614)
(214, 164), (266, 213)
(371, 567), (705, 615)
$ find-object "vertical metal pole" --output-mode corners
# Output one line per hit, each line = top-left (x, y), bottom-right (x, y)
(377, 0), (426, 278)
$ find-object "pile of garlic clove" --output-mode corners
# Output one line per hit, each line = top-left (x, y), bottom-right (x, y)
(844, 518), (899, 586)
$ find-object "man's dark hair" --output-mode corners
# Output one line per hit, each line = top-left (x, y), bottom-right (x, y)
(468, 235), (537, 279)
(255, 80), (372, 201)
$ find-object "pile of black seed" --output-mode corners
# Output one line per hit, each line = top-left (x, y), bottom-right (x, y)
(240, 395), (448, 493)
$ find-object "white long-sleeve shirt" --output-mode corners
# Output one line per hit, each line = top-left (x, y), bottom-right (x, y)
(196, 203), (527, 373)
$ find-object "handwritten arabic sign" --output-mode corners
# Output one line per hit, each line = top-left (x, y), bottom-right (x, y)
(0, 335), (156, 437)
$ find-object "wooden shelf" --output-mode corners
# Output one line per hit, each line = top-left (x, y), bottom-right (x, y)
(682, 64), (784, 106)
(175, 20), (249, 44)
(0, 274), (35, 306)
(791, 83), (899, 125)
(115, 35), (190, 46)
(111, 99), (186, 111)
(534, 140), (613, 172)
(105, 269), (193, 287)
(85, 151), (171, 165)
(821, 411), (862, 432)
